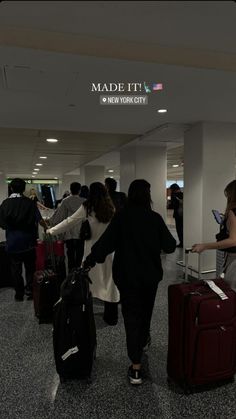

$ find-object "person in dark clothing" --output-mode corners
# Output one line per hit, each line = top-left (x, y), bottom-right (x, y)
(84, 179), (176, 385)
(169, 183), (183, 248)
(104, 177), (127, 324)
(0, 178), (47, 301)
(105, 178), (127, 212)
(79, 185), (89, 200)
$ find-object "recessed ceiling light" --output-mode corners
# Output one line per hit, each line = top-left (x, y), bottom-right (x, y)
(46, 138), (58, 143)
(39, 156), (47, 159)
(36, 163), (43, 166)
(54, 177), (58, 180)
(34, 168), (40, 171)
(172, 164), (179, 168)
(108, 170), (114, 173)
(32, 172), (37, 175)
(110, 176), (114, 178)
(157, 109), (167, 113)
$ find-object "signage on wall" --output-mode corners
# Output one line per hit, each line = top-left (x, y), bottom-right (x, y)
(6, 179), (59, 185)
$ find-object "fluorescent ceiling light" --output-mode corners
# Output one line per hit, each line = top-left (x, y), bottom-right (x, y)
(172, 164), (179, 168)
(46, 138), (58, 143)
(157, 109), (167, 113)
(32, 172), (37, 175)
(32, 176), (35, 178)
(34, 168), (40, 171)
(39, 156), (47, 159)
(108, 169), (114, 173)
(36, 163), (43, 166)
(54, 177), (58, 180)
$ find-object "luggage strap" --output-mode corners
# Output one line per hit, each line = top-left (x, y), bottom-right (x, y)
(204, 280), (228, 300)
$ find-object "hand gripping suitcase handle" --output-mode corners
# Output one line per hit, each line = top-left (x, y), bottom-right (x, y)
(184, 248), (201, 281)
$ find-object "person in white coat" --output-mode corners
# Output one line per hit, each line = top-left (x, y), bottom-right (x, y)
(47, 182), (120, 325)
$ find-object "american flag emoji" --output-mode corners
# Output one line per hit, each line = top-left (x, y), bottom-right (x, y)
(152, 83), (163, 91)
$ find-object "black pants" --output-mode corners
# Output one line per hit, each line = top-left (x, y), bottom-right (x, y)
(120, 284), (158, 364)
(10, 248), (36, 298)
(66, 239), (84, 271)
(103, 301), (119, 324)
(175, 215), (183, 245)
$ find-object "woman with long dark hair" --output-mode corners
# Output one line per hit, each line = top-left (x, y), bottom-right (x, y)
(84, 179), (176, 385)
(47, 182), (119, 323)
(192, 179), (236, 288)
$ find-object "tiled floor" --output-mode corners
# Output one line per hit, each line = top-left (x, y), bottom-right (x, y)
(1, 234), (236, 418)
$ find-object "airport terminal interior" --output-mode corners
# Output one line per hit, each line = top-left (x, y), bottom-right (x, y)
(1, 1), (236, 418)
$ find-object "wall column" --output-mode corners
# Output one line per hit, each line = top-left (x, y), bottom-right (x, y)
(184, 122), (236, 273)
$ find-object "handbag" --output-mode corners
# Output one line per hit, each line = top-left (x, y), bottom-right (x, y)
(79, 208), (91, 241)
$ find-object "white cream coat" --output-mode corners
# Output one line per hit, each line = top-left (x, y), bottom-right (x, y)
(48, 205), (119, 302)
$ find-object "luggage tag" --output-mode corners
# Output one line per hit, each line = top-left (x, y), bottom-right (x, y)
(204, 280), (228, 301)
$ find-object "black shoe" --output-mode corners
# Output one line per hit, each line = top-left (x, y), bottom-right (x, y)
(14, 295), (24, 302)
(26, 294), (33, 301)
(128, 366), (143, 385)
(176, 243), (183, 248)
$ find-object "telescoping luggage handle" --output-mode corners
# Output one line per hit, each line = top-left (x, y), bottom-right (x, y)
(185, 248), (228, 301)
(44, 233), (56, 272)
(185, 248), (201, 282)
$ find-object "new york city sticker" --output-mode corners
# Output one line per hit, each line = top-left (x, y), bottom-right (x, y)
(100, 95), (148, 105)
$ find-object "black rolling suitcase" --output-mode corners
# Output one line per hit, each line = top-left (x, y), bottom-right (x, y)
(53, 268), (96, 381)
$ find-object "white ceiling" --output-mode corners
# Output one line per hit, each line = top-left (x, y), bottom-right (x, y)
(1, 1), (236, 54)
(0, 1), (236, 179)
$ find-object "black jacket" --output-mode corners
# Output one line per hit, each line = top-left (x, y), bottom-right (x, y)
(0, 196), (41, 253)
(86, 207), (176, 290)
(109, 191), (127, 212)
(170, 191), (183, 218)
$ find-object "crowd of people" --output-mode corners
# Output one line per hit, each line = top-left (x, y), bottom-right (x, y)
(1, 176), (236, 384)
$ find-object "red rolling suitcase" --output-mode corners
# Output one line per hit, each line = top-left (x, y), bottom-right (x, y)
(36, 239), (65, 270)
(167, 249), (236, 392)
(36, 240), (46, 271)
(33, 237), (60, 324)
(33, 269), (59, 323)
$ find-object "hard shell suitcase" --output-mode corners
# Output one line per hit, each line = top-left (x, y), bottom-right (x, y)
(53, 268), (97, 381)
(167, 249), (236, 392)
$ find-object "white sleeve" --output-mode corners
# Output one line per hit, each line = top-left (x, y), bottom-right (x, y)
(48, 204), (86, 236)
